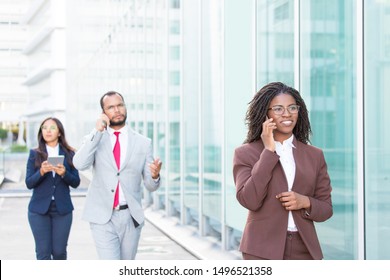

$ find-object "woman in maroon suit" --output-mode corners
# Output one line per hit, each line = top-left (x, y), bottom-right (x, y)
(233, 82), (332, 260)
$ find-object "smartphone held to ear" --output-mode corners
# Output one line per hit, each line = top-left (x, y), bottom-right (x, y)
(47, 155), (65, 166)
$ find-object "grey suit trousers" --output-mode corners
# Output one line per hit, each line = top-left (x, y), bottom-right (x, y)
(89, 208), (142, 260)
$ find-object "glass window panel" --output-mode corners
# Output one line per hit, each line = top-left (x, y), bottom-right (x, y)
(170, 20), (180, 34)
(170, 46), (180, 60)
(364, 0), (390, 260)
(201, 0), (223, 236)
(300, 0), (357, 260)
(169, 71), (180, 85)
(170, 0), (180, 9)
(256, 0), (294, 86)
(224, 0), (255, 249)
(169, 96), (180, 111)
(182, 0), (200, 225)
(167, 7), (181, 218)
(157, 121), (167, 209)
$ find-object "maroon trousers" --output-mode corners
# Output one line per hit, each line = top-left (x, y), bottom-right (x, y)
(242, 231), (314, 260)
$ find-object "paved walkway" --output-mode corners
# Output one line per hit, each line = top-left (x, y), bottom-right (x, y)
(0, 153), (240, 260)
(0, 153), (197, 260)
(0, 196), (198, 260)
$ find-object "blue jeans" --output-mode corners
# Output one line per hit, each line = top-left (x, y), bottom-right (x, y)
(28, 200), (72, 260)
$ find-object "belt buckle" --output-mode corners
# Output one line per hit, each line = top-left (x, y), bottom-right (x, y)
(113, 205), (120, 211)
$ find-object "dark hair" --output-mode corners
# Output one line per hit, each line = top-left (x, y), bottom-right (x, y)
(34, 117), (76, 168)
(245, 82), (311, 144)
(100, 91), (125, 111)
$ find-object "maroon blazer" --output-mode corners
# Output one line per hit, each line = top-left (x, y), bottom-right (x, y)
(233, 138), (332, 260)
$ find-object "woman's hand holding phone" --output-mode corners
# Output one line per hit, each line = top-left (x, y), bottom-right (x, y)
(40, 161), (53, 176)
(261, 116), (277, 152)
(40, 157), (66, 177)
(52, 164), (66, 177)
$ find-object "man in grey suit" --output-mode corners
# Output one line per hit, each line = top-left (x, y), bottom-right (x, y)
(73, 91), (162, 260)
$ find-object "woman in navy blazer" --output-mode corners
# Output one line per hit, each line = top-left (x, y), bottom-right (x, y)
(26, 117), (80, 260)
(233, 82), (332, 260)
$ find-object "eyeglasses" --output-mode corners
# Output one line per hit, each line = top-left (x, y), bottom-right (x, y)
(268, 105), (300, 115)
(41, 125), (58, 131)
(104, 103), (126, 112)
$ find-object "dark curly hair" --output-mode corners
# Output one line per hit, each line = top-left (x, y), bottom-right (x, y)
(245, 82), (312, 144)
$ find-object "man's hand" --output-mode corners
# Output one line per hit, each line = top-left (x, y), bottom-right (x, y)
(149, 157), (162, 179)
(96, 114), (110, 132)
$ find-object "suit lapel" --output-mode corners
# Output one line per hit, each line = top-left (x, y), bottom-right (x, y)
(120, 127), (136, 171)
(291, 138), (302, 192)
(259, 140), (289, 192)
(101, 131), (119, 171)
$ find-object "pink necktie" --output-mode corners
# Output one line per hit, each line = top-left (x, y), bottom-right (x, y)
(113, 131), (120, 208)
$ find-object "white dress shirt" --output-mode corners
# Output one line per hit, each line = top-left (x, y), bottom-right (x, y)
(46, 144), (60, 178)
(275, 134), (298, 232)
(107, 125), (128, 206)
(46, 144), (59, 200)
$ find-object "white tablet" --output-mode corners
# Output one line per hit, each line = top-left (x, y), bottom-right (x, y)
(47, 155), (65, 166)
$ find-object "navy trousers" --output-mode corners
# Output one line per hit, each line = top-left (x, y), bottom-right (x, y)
(28, 200), (72, 260)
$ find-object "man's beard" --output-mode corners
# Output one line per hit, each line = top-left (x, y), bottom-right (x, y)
(110, 114), (127, 126)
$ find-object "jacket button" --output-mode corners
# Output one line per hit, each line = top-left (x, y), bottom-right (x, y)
(111, 189), (115, 192)
(117, 172), (120, 176)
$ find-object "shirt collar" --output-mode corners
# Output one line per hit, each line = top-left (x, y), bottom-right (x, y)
(275, 134), (296, 149)
(107, 124), (127, 136)
(46, 144), (59, 152)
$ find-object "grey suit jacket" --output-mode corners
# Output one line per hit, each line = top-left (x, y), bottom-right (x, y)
(73, 126), (160, 225)
(233, 138), (332, 260)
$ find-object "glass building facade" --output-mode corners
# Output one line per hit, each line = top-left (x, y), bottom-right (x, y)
(21, 0), (390, 259)
(0, 0), (28, 143)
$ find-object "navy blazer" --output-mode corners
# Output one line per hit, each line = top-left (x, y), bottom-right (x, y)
(26, 148), (80, 215)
